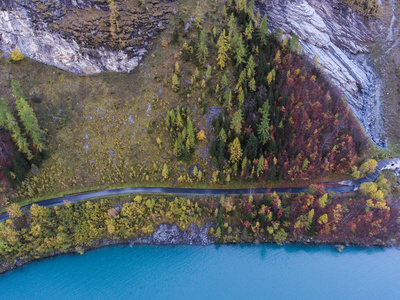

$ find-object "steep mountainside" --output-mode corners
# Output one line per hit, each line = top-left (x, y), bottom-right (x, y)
(256, 0), (386, 146)
(0, 0), (174, 73)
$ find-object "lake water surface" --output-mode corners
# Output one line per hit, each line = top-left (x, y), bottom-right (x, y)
(1, 244), (399, 299)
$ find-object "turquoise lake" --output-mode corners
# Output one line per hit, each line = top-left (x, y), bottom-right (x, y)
(1, 244), (399, 299)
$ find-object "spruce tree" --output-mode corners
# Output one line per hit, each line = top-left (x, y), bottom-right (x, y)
(217, 30), (230, 70)
(196, 29), (209, 65)
(15, 96), (45, 152)
(234, 34), (247, 66)
(231, 109), (242, 136)
(257, 101), (271, 145)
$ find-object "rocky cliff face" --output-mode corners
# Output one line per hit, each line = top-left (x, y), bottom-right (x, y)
(0, 0), (174, 74)
(257, 0), (386, 146)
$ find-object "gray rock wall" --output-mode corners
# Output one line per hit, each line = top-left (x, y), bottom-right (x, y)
(257, 0), (386, 146)
(0, 0), (173, 74)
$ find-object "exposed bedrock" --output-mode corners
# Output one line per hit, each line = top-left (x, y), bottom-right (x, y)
(257, 0), (387, 146)
(0, 0), (174, 74)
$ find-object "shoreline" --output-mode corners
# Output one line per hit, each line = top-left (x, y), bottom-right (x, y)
(1, 222), (399, 275)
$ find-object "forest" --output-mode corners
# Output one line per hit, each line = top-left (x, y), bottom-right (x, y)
(1, 172), (399, 273)
(162, 0), (367, 184)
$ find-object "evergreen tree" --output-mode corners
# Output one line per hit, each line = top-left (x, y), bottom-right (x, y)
(162, 163), (169, 180)
(257, 155), (265, 177)
(15, 96), (45, 152)
(244, 21), (254, 40)
(231, 109), (242, 135)
(238, 89), (245, 107)
(228, 137), (243, 164)
(172, 73), (180, 92)
(217, 30), (230, 70)
(220, 74), (228, 90)
(196, 29), (209, 65)
(195, 3), (203, 29)
(205, 66), (212, 81)
(246, 55), (256, 79)
(186, 119), (196, 151)
(257, 101), (271, 145)
(233, 34), (247, 66)
(244, 133), (258, 161)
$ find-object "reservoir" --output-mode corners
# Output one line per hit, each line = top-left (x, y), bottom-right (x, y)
(0, 244), (399, 299)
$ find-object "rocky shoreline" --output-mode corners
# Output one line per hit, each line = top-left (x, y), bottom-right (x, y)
(1, 221), (398, 275)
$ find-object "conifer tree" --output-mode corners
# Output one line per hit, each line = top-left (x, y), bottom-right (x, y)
(4, 109), (32, 159)
(231, 109), (242, 135)
(172, 73), (180, 92)
(162, 163), (169, 180)
(257, 101), (271, 145)
(248, 77), (256, 92)
(205, 66), (212, 81)
(195, 3), (203, 29)
(15, 96), (45, 152)
(244, 133), (258, 161)
(238, 89), (245, 107)
(234, 34), (247, 66)
(244, 22), (254, 40)
(228, 13), (237, 37)
(220, 74), (228, 90)
(218, 128), (227, 143)
(228, 137), (243, 164)
(175, 110), (183, 129)
(246, 55), (256, 79)
(217, 30), (230, 70)
(196, 29), (209, 65)
(186, 119), (196, 151)
(257, 155), (265, 177)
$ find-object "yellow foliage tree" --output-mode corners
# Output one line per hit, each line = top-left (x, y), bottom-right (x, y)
(197, 130), (206, 141)
(228, 137), (243, 164)
(11, 49), (24, 62)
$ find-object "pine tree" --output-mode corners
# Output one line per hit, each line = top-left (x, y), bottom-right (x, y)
(217, 30), (230, 70)
(229, 137), (243, 164)
(15, 96), (45, 152)
(218, 128), (227, 143)
(248, 77), (256, 92)
(244, 21), (254, 40)
(172, 73), (180, 92)
(257, 101), (271, 145)
(175, 110), (183, 129)
(186, 119), (196, 151)
(244, 133), (258, 161)
(257, 155), (265, 177)
(196, 29), (209, 65)
(195, 3), (203, 29)
(234, 34), (247, 66)
(162, 163), (169, 180)
(246, 55), (256, 79)
(238, 89), (245, 107)
(220, 73), (228, 90)
(5, 110), (32, 159)
(231, 109), (242, 135)
(174, 133), (183, 157)
(10, 49), (24, 62)
(228, 13), (237, 37)
(205, 66), (212, 81)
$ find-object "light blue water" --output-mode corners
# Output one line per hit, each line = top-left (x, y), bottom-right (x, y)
(0, 244), (399, 299)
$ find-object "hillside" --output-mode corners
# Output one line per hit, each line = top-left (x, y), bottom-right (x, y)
(0, 0), (398, 212)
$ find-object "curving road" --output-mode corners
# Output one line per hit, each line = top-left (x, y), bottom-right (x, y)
(0, 158), (399, 223)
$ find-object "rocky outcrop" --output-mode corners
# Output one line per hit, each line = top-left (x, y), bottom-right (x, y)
(257, 0), (386, 146)
(0, 0), (174, 74)
(130, 223), (215, 246)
